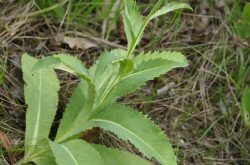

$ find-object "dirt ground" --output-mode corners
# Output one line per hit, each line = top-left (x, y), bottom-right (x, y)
(0, 0), (250, 164)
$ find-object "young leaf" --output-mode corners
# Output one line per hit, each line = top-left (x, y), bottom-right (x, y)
(89, 49), (127, 104)
(89, 104), (177, 165)
(22, 54), (60, 157)
(55, 80), (96, 142)
(119, 59), (134, 77)
(49, 140), (105, 165)
(241, 87), (250, 128)
(99, 51), (188, 109)
(33, 54), (90, 80)
(93, 64), (113, 96)
(124, 1), (192, 57)
(123, 0), (143, 50)
(97, 58), (134, 108)
(133, 50), (188, 65)
(93, 144), (151, 165)
(89, 49), (127, 82)
(148, 2), (192, 21)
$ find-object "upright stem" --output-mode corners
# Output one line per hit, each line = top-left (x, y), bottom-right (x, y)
(126, 0), (164, 58)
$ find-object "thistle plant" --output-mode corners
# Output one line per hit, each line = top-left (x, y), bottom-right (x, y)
(18, 0), (191, 164)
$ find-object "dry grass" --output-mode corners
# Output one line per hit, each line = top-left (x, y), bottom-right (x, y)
(0, 0), (249, 164)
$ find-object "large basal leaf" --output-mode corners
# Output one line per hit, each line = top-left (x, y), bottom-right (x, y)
(33, 54), (90, 80)
(241, 87), (250, 128)
(123, 0), (143, 50)
(89, 104), (177, 165)
(22, 54), (60, 157)
(99, 51), (188, 109)
(55, 80), (96, 142)
(32, 54), (96, 143)
(49, 140), (105, 165)
(93, 144), (151, 165)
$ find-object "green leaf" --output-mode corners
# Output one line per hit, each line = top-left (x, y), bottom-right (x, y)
(242, 3), (250, 22)
(133, 50), (188, 65)
(32, 54), (96, 143)
(97, 58), (134, 108)
(22, 54), (60, 157)
(119, 59), (134, 77)
(20, 139), (54, 165)
(32, 155), (56, 165)
(241, 87), (250, 128)
(55, 80), (96, 142)
(99, 51), (188, 109)
(123, 1), (192, 57)
(33, 54), (90, 79)
(233, 21), (250, 39)
(49, 140), (105, 165)
(123, 12), (136, 49)
(93, 144), (151, 165)
(123, 0), (143, 50)
(89, 49), (127, 82)
(148, 2), (192, 21)
(233, 3), (250, 40)
(89, 104), (177, 165)
(89, 49), (127, 103)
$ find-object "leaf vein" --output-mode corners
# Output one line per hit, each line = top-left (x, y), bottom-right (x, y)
(90, 118), (165, 162)
(31, 71), (42, 147)
(61, 145), (79, 165)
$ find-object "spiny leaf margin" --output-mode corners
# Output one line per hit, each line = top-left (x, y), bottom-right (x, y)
(98, 51), (188, 109)
(93, 144), (151, 165)
(89, 103), (177, 165)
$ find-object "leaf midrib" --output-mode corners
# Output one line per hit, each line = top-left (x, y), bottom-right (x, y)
(61, 145), (79, 165)
(89, 118), (166, 164)
(31, 71), (42, 147)
(123, 62), (182, 80)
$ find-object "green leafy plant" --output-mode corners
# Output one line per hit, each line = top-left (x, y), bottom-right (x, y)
(233, 2), (250, 41)
(231, 2), (250, 129)
(241, 87), (250, 128)
(18, 1), (191, 164)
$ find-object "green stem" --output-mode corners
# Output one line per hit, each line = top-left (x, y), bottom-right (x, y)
(126, 0), (164, 58)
